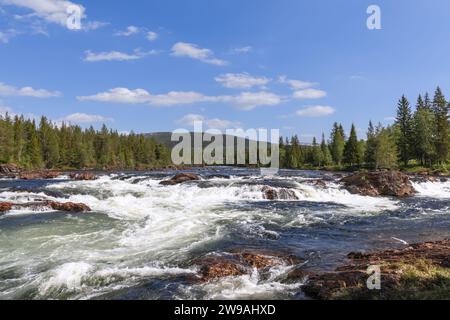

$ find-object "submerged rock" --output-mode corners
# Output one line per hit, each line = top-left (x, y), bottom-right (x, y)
(341, 171), (415, 197)
(262, 186), (299, 200)
(160, 173), (201, 186)
(0, 201), (91, 213)
(69, 172), (98, 181)
(302, 239), (450, 300)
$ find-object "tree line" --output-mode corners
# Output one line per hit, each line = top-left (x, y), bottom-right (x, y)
(0, 115), (171, 170)
(280, 87), (450, 171)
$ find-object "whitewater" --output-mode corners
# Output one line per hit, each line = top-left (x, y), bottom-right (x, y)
(0, 167), (449, 300)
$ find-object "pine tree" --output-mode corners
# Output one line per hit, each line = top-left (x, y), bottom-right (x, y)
(344, 124), (359, 166)
(432, 87), (449, 164)
(395, 95), (413, 166)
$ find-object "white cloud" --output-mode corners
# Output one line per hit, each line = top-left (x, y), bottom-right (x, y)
(171, 42), (227, 66)
(0, 29), (18, 43)
(296, 105), (335, 117)
(177, 113), (241, 129)
(0, 82), (61, 98)
(231, 46), (252, 54)
(114, 25), (139, 36)
(83, 49), (157, 62)
(293, 88), (327, 99)
(61, 112), (113, 123)
(78, 88), (283, 110)
(278, 76), (317, 90)
(227, 91), (282, 110)
(146, 31), (158, 41)
(1, 0), (86, 28)
(215, 73), (270, 89)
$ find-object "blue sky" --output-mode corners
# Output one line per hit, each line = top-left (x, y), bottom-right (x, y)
(1, 0), (450, 142)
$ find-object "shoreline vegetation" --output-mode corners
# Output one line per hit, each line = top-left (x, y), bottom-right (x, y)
(1, 87), (449, 175)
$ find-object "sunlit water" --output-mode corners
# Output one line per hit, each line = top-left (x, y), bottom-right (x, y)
(0, 168), (449, 300)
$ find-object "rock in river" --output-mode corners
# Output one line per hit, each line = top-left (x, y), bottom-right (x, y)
(160, 173), (201, 186)
(0, 201), (91, 214)
(341, 171), (416, 197)
(262, 186), (299, 200)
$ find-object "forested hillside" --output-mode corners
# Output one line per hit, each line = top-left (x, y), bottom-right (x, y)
(280, 87), (450, 171)
(0, 116), (171, 170)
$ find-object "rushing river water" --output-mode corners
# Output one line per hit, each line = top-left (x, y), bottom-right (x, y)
(0, 167), (449, 300)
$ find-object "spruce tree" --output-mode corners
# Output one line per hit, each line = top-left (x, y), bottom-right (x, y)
(395, 95), (413, 166)
(343, 124), (359, 166)
(432, 87), (449, 165)
(330, 122), (345, 165)
(413, 95), (436, 166)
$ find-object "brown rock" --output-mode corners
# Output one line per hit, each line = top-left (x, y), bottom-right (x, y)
(0, 164), (21, 175)
(341, 171), (416, 197)
(262, 186), (299, 200)
(19, 171), (61, 180)
(195, 250), (300, 281)
(160, 173), (201, 186)
(0, 201), (91, 213)
(0, 202), (13, 213)
(45, 201), (91, 212)
(69, 172), (98, 181)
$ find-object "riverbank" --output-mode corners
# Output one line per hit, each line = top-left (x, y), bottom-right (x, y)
(302, 239), (450, 300)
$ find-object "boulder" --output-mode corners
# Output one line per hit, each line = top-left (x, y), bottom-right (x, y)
(262, 186), (299, 200)
(19, 171), (61, 180)
(0, 201), (91, 214)
(69, 172), (98, 181)
(0, 164), (21, 175)
(195, 250), (300, 281)
(160, 173), (201, 186)
(341, 171), (416, 197)
(0, 202), (13, 213)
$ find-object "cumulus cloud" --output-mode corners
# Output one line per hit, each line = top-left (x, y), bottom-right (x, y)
(1, 0), (85, 28)
(0, 82), (61, 98)
(296, 105), (335, 117)
(146, 31), (158, 41)
(114, 25), (139, 36)
(227, 91), (282, 110)
(215, 73), (270, 89)
(78, 88), (282, 110)
(278, 76), (317, 90)
(293, 88), (327, 99)
(61, 112), (113, 123)
(171, 42), (227, 66)
(83, 49), (157, 62)
(177, 113), (241, 130)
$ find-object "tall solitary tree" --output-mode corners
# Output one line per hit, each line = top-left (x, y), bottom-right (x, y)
(344, 124), (359, 166)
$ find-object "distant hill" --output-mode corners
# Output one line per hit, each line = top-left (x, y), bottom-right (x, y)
(145, 132), (271, 150)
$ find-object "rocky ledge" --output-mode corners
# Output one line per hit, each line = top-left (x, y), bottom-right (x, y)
(69, 172), (98, 181)
(302, 239), (450, 300)
(159, 173), (201, 186)
(0, 201), (91, 214)
(341, 171), (416, 197)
